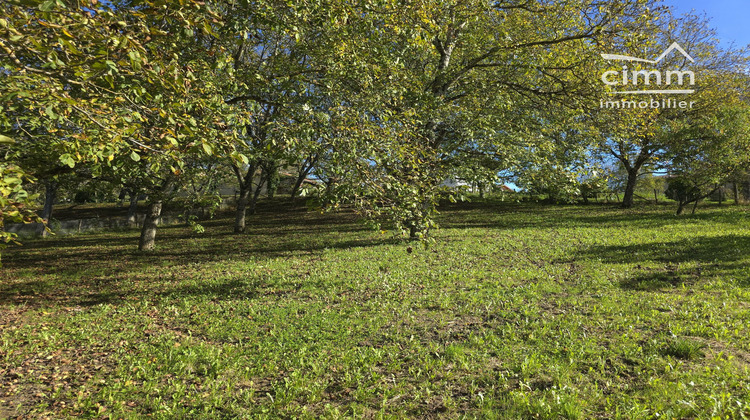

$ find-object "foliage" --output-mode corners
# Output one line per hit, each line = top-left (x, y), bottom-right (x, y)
(0, 163), (44, 265)
(319, 0), (655, 237)
(635, 173), (667, 199)
(664, 177), (700, 208)
(1, 0), (249, 248)
(579, 172), (610, 202)
(595, 11), (750, 208)
(664, 101), (750, 214)
(516, 123), (606, 203)
(1, 0), (233, 167)
(519, 165), (583, 203)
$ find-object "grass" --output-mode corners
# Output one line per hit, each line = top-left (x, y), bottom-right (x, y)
(1, 199), (750, 419)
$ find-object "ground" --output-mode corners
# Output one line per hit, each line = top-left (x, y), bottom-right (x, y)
(1, 200), (749, 419)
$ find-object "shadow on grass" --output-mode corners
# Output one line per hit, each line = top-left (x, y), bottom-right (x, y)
(0, 275), (269, 308)
(577, 234), (750, 289)
(439, 200), (748, 231)
(0, 234), (391, 307)
(0, 203), (395, 308)
(618, 269), (700, 291)
(3, 203), (375, 263)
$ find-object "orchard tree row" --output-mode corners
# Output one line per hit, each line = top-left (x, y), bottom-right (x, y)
(1, 0), (748, 255)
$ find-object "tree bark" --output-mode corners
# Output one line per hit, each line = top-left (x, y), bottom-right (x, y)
(249, 174), (266, 215)
(265, 161), (279, 199)
(232, 162), (256, 233)
(734, 182), (740, 204)
(234, 186), (251, 233)
(138, 200), (163, 251)
(409, 224), (418, 239)
(118, 189), (127, 207)
(622, 167), (639, 208)
(290, 176), (305, 199)
(676, 201), (686, 215)
(610, 141), (651, 209)
(291, 156), (316, 199)
(127, 193), (139, 227)
(42, 180), (58, 221)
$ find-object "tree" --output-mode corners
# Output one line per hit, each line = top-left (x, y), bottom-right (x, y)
(635, 173), (667, 202)
(515, 113), (602, 204)
(213, 0), (344, 232)
(0, 136), (44, 265)
(2, 0), (244, 250)
(665, 100), (750, 214)
(595, 11), (749, 208)
(319, 0), (656, 238)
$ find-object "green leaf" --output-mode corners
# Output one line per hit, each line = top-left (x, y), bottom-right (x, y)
(59, 154), (75, 168)
(45, 106), (57, 120)
(0, 135), (14, 144)
(3, 177), (21, 186)
(128, 50), (142, 71)
(38, 0), (56, 12)
(130, 151), (141, 162)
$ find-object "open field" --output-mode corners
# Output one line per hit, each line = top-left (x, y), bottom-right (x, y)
(1, 200), (749, 419)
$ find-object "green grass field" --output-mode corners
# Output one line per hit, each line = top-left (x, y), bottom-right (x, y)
(1, 200), (749, 419)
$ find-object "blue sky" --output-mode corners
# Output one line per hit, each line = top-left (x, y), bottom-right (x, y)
(664, 0), (750, 48)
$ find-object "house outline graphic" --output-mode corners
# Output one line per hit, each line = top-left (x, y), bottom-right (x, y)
(601, 42), (695, 64)
(599, 42), (696, 95)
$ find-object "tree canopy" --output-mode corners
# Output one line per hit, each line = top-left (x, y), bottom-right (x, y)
(1, 0), (749, 252)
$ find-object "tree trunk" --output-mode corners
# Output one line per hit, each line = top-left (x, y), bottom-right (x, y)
(118, 189), (127, 207)
(248, 175), (266, 215)
(234, 186), (251, 233)
(138, 200), (163, 251)
(676, 201), (686, 215)
(653, 188), (658, 203)
(734, 182), (740, 204)
(691, 199), (699, 214)
(291, 156), (316, 199)
(127, 195), (139, 227)
(291, 169), (311, 199)
(42, 180), (58, 221)
(409, 224), (418, 239)
(232, 162), (255, 233)
(622, 168), (639, 208)
(290, 176), (305, 199)
(266, 161), (279, 199)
